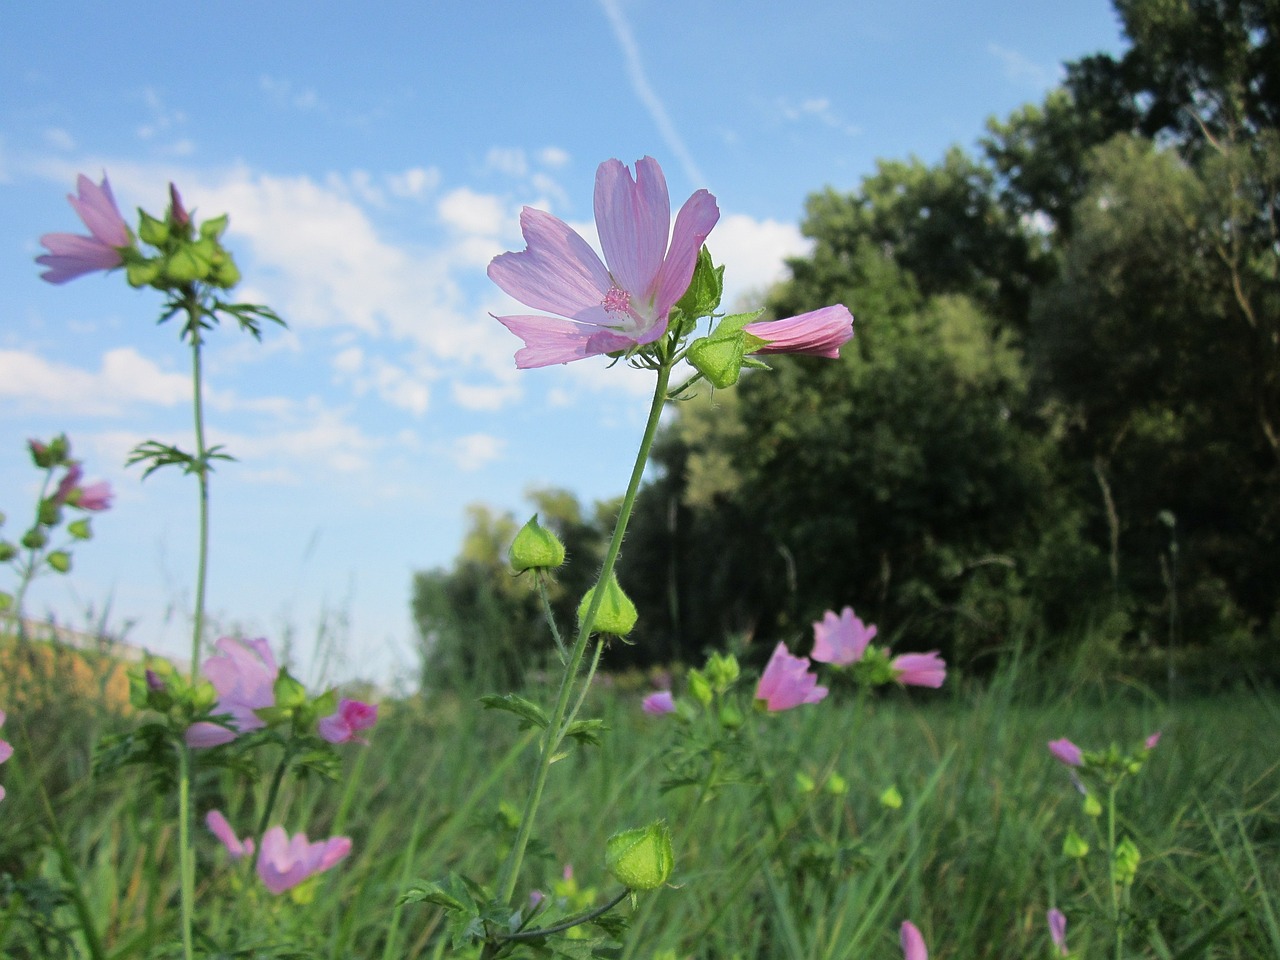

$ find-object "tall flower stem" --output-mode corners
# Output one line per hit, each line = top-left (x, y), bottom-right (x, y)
(176, 743), (196, 960)
(494, 357), (674, 913)
(1107, 784), (1123, 960)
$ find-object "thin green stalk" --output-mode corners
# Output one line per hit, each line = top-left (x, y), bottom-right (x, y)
(177, 744), (195, 960)
(248, 746), (295, 875)
(1108, 783), (1122, 960)
(494, 358), (674, 910)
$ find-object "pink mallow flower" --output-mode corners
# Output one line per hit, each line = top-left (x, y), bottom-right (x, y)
(1048, 908), (1069, 956)
(744, 305), (855, 359)
(37, 173), (131, 284)
(811, 606), (877, 665)
(255, 825), (352, 894)
(317, 698), (378, 744)
(186, 637), (279, 748)
(642, 690), (676, 715)
(1048, 737), (1083, 767)
(488, 156), (720, 368)
(891, 651), (947, 688)
(1145, 731), (1162, 750)
(755, 642), (828, 711)
(900, 920), (928, 960)
(206, 809), (255, 860)
(0, 710), (12, 803)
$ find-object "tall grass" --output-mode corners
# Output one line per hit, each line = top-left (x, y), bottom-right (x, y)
(1, 634), (1276, 958)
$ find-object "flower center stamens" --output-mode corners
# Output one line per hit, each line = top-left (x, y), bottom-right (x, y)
(601, 285), (632, 316)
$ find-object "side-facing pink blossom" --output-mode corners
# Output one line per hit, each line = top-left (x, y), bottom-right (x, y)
(1145, 731), (1162, 750)
(744, 305), (855, 359)
(755, 642), (828, 711)
(642, 690), (676, 715)
(37, 173), (131, 284)
(52, 463), (84, 506)
(810, 606), (877, 665)
(71, 481), (113, 511)
(488, 157), (720, 368)
(317, 698), (378, 744)
(891, 651), (947, 688)
(0, 710), (12, 803)
(255, 825), (352, 894)
(900, 920), (928, 960)
(1048, 737), (1083, 767)
(206, 809), (255, 860)
(1047, 908), (1068, 956)
(186, 637), (279, 748)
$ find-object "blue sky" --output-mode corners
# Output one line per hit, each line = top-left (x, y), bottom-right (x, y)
(1, 1), (1126, 688)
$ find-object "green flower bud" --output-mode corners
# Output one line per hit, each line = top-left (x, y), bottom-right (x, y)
(509, 514), (566, 572)
(1112, 838), (1140, 886)
(47, 550), (71, 573)
(705, 652), (740, 690)
(211, 255), (241, 288)
(0, 541), (17, 563)
(824, 772), (848, 796)
(1062, 828), (1089, 859)
(125, 258), (163, 288)
(794, 771), (816, 793)
(605, 820), (674, 891)
(21, 528), (47, 550)
(37, 499), (61, 526)
(0, 592), (12, 612)
(67, 518), (92, 541)
(879, 785), (904, 809)
(273, 667), (308, 710)
(686, 669), (713, 707)
(164, 246), (211, 283)
(577, 573), (637, 637)
(718, 702), (743, 730)
(138, 210), (171, 247)
(1083, 793), (1102, 818)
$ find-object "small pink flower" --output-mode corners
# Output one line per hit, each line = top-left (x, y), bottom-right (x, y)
(52, 463), (84, 506)
(186, 637), (279, 748)
(488, 156), (720, 368)
(755, 642), (828, 711)
(37, 173), (131, 284)
(256, 825), (352, 894)
(70, 480), (113, 511)
(1048, 908), (1068, 956)
(744, 305), (855, 359)
(642, 690), (676, 715)
(1048, 738), (1083, 767)
(900, 920), (928, 960)
(206, 809), (255, 860)
(317, 698), (378, 744)
(810, 606), (877, 665)
(891, 651), (947, 688)
(1144, 731), (1161, 750)
(0, 710), (12, 804)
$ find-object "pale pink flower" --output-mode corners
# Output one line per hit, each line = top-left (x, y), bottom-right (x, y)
(811, 606), (877, 665)
(1048, 908), (1068, 956)
(488, 157), (720, 368)
(755, 642), (828, 711)
(891, 651), (947, 688)
(1144, 731), (1162, 750)
(256, 825), (352, 894)
(1048, 737), (1083, 767)
(744, 305), (855, 359)
(72, 481), (113, 511)
(37, 173), (131, 284)
(186, 637), (278, 748)
(317, 698), (378, 744)
(51, 463), (84, 506)
(642, 690), (676, 715)
(900, 920), (928, 960)
(206, 809), (255, 860)
(0, 710), (12, 803)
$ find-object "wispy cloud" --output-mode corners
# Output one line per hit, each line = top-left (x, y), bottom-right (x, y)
(596, 0), (705, 186)
(775, 97), (861, 137)
(987, 43), (1060, 90)
(260, 74), (323, 112)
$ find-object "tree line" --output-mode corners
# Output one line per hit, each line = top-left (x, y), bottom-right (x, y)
(415, 0), (1280, 691)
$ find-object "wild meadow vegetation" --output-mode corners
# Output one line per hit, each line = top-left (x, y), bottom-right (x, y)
(3, 0), (1279, 956)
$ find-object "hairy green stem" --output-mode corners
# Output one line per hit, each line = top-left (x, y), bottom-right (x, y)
(500, 888), (631, 942)
(1108, 783), (1122, 960)
(177, 744), (196, 960)
(494, 358), (674, 911)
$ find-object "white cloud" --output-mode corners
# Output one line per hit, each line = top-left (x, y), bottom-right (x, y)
(0, 347), (190, 414)
(452, 380), (521, 411)
(987, 43), (1059, 90)
(708, 213), (812, 310)
(438, 187), (507, 237)
(260, 75), (322, 111)
(539, 147), (571, 169)
(330, 349), (433, 415)
(450, 433), (505, 471)
(486, 148), (528, 178)
(44, 128), (76, 151)
(387, 166), (440, 199)
(775, 96), (861, 136)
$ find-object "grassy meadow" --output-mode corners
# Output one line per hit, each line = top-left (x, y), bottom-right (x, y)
(1, 636), (1277, 959)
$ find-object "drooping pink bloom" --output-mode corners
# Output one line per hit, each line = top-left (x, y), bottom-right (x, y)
(642, 690), (676, 715)
(810, 606), (877, 665)
(0, 710), (12, 804)
(1144, 731), (1162, 750)
(70, 480), (113, 511)
(891, 651), (947, 688)
(206, 809), (255, 860)
(52, 463), (84, 506)
(744, 305), (855, 359)
(1048, 737), (1083, 767)
(37, 173), (131, 284)
(488, 156), (720, 368)
(900, 920), (928, 960)
(255, 825), (352, 894)
(317, 698), (378, 744)
(1047, 908), (1068, 956)
(186, 637), (279, 748)
(755, 642), (828, 711)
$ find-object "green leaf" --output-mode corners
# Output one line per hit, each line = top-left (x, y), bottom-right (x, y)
(480, 693), (550, 729)
(564, 718), (607, 746)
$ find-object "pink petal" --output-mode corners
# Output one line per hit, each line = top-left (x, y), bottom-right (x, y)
(206, 810), (254, 860)
(487, 208), (613, 321)
(185, 721), (237, 748)
(651, 188), (720, 317)
(755, 642), (828, 711)
(1048, 737), (1083, 767)
(494, 315), (638, 368)
(891, 651), (947, 688)
(68, 174), (130, 248)
(0, 740), (12, 764)
(642, 691), (675, 715)
(745, 305), (855, 358)
(594, 157), (670, 301)
(1048, 908), (1068, 955)
(811, 606), (877, 665)
(900, 920), (928, 960)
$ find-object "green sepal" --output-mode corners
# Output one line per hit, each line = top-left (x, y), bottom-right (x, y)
(674, 246), (724, 321)
(137, 210), (170, 247)
(199, 214), (229, 241)
(67, 518), (92, 540)
(605, 820), (674, 891)
(687, 333), (748, 389)
(577, 572), (638, 637)
(273, 667), (308, 709)
(125, 258), (163, 288)
(508, 514), (566, 572)
(164, 245), (211, 283)
(46, 550), (71, 573)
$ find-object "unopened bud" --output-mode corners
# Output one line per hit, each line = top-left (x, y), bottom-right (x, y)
(47, 550), (71, 573)
(509, 515), (566, 572)
(577, 573), (637, 637)
(605, 820), (673, 891)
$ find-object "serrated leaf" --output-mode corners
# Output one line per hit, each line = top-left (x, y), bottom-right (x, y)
(397, 880), (468, 911)
(564, 718), (607, 746)
(480, 693), (550, 729)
